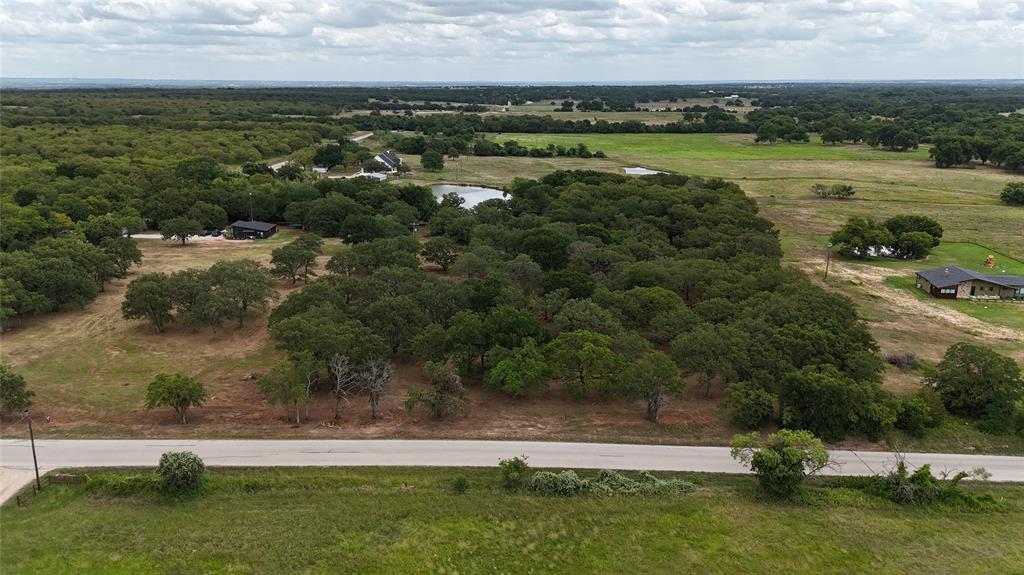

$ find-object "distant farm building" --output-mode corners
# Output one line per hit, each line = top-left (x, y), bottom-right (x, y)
(312, 165), (329, 175)
(916, 266), (1024, 300)
(373, 150), (403, 172)
(269, 160), (299, 172)
(230, 220), (278, 240)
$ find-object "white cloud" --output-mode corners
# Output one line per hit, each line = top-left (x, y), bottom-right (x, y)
(0, 0), (1020, 80)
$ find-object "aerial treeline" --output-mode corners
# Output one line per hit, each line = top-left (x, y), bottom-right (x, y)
(344, 109), (746, 134)
(269, 171), (903, 438)
(0, 85), (723, 124)
(386, 132), (606, 159)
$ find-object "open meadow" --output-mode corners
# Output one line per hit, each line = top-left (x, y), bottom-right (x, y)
(2, 467), (1023, 575)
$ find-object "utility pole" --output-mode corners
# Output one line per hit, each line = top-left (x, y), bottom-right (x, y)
(823, 242), (834, 281)
(249, 191), (254, 221)
(26, 410), (41, 492)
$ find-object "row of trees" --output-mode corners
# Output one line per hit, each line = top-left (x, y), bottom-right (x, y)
(930, 134), (1024, 171)
(122, 260), (276, 332)
(830, 214), (944, 260)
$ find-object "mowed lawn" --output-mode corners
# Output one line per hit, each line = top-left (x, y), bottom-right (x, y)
(3, 467), (1023, 575)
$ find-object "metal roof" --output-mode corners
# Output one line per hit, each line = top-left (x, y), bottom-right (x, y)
(916, 266), (1024, 289)
(231, 220), (277, 232)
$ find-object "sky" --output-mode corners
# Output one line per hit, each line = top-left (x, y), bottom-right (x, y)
(1, 0), (1022, 82)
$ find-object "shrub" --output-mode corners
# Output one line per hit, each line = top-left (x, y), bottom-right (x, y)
(1001, 181), (1024, 206)
(731, 430), (830, 499)
(498, 455), (530, 490)
(157, 451), (206, 493)
(885, 352), (920, 371)
(528, 469), (695, 497)
(594, 470), (695, 496)
(810, 183), (855, 199)
(895, 396), (934, 437)
(723, 382), (776, 430)
(451, 475), (469, 494)
(529, 470), (590, 497)
(875, 460), (996, 510)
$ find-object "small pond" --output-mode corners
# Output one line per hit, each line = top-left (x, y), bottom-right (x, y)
(432, 184), (506, 208)
(623, 167), (665, 175)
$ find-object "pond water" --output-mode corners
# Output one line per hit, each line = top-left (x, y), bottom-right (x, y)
(432, 184), (506, 208)
(623, 167), (666, 175)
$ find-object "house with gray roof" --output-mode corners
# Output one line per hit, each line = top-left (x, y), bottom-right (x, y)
(915, 266), (1024, 300)
(373, 150), (403, 172)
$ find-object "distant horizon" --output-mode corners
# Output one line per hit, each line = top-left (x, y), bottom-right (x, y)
(4, 77), (1023, 90)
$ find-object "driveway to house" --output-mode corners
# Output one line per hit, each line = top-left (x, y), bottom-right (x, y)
(2, 439), (1022, 502)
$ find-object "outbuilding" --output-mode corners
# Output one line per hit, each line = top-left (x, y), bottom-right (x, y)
(231, 220), (278, 240)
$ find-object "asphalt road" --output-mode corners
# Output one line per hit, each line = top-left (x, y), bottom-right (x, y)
(1, 439), (1021, 501)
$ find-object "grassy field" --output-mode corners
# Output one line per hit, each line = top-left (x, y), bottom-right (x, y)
(492, 132), (931, 161)
(3, 467), (1023, 575)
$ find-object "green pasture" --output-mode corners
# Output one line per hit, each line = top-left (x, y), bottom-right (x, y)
(3, 467), (1023, 575)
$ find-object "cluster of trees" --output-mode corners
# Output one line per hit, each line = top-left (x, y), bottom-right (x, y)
(121, 260), (276, 332)
(750, 111), (809, 144)
(830, 214), (944, 260)
(267, 171), (893, 437)
(930, 134), (1024, 170)
(1, 220), (143, 327)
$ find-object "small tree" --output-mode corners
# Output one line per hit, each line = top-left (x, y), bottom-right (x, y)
(421, 237), (459, 271)
(157, 451), (206, 493)
(145, 373), (208, 424)
(259, 361), (310, 424)
(100, 236), (143, 277)
(545, 330), (622, 399)
(405, 360), (467, 419)
(0, 365), (33, 415)
(730, 429), (831, 499)
(160, 217), (203, 245)
(926, 342), (1023, 433)
(271, 242), (318, 284)
(122, 273), (175, 332)
(364, 358), (392, 420)
(620, 351), (683, 422)
(485, 339), (549, 397)
(421, 150), (445, 172)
